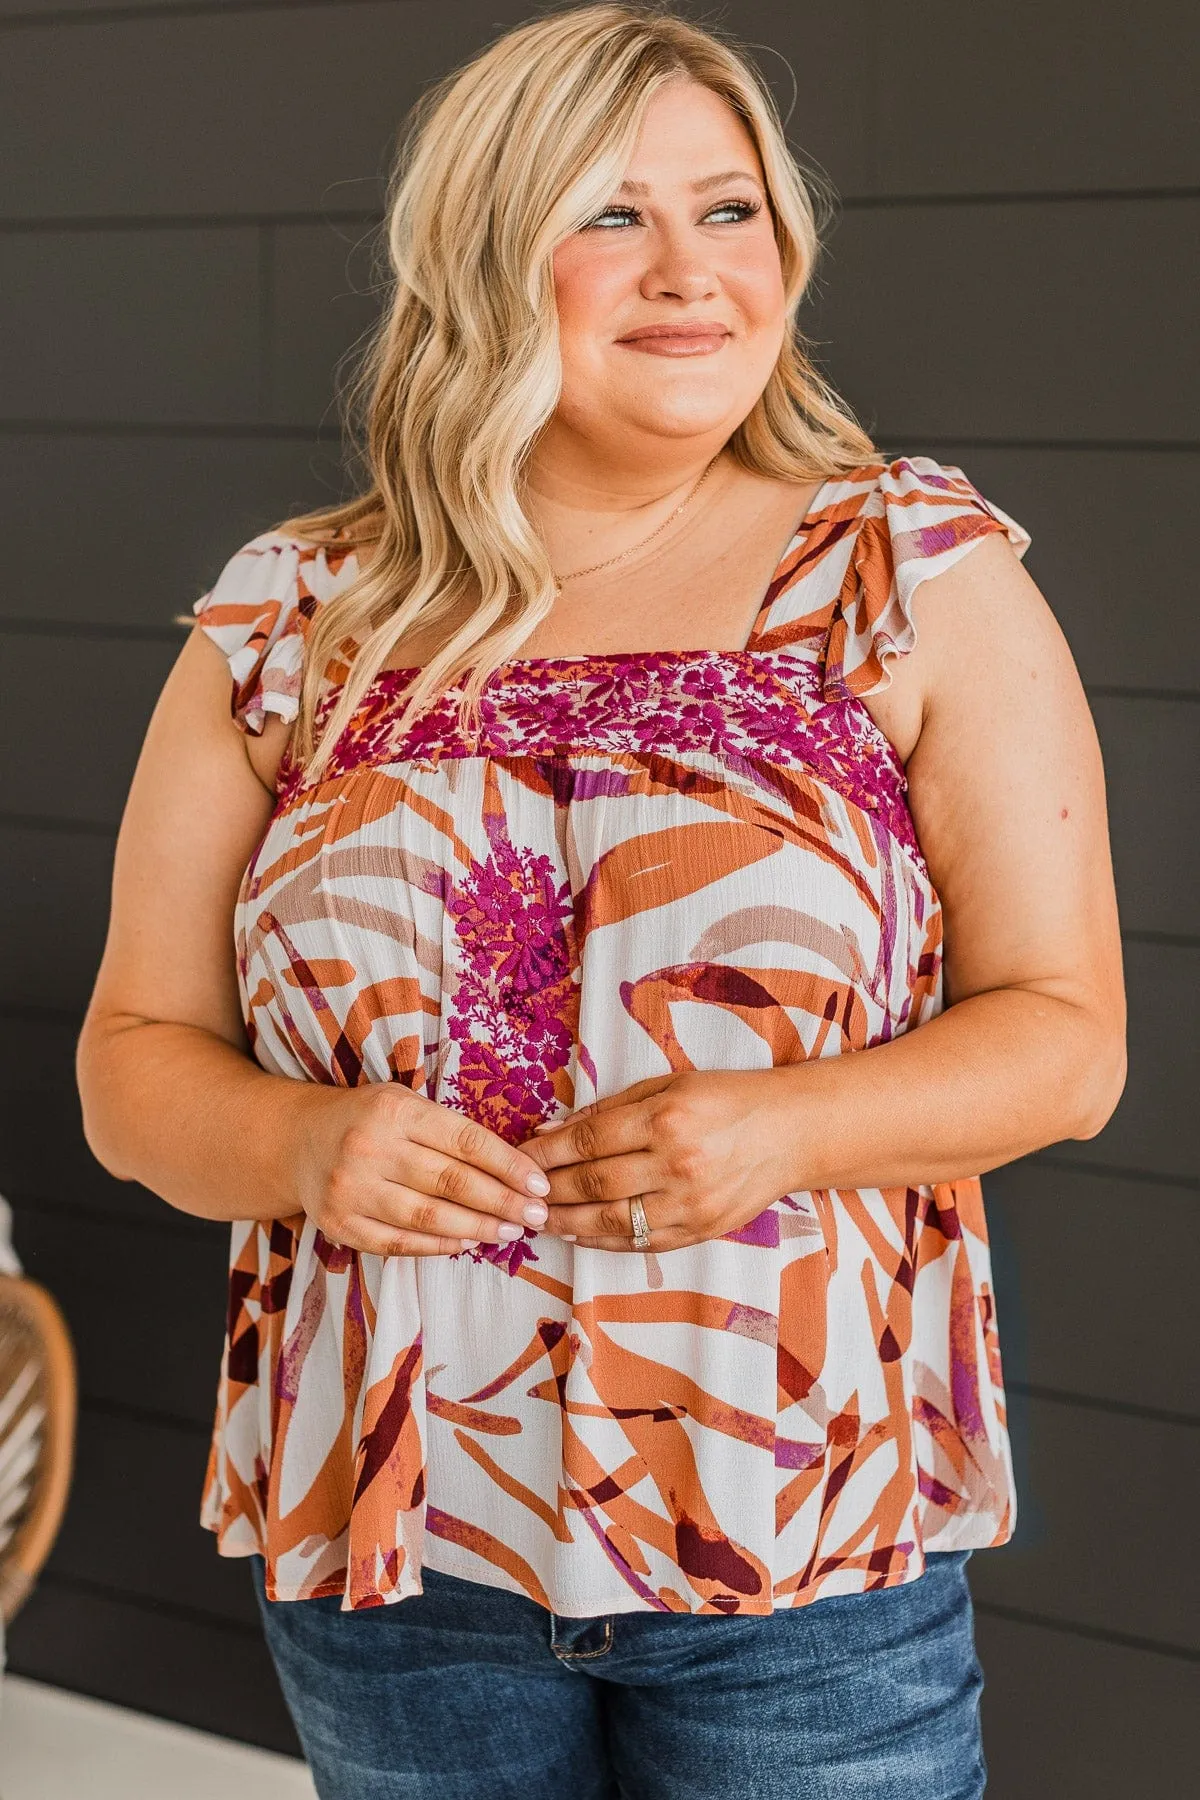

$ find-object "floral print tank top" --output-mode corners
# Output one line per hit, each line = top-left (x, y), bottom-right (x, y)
(192, 454), (1029, 1615)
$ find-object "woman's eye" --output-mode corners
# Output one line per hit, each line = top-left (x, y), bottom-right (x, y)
(586, 205), (642, 230)
(704, 199), (761, 225)
(583, 198), (762, 231)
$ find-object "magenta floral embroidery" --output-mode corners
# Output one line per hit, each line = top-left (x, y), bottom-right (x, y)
(441, 837), (580, 1276)
(275, 649), (925, 877)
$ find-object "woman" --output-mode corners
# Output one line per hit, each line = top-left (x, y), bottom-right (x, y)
(75, 4), (1126, 1796)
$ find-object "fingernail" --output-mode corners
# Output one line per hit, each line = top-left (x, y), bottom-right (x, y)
(525, 1170), (551, 1194)
(561, 1234), (577, 1243)
(497, 1223), (524, 1242)
(532, 1121), (559, 1134)
(522, 1200), (549, 1227)
(460, 1239), (479, 1250)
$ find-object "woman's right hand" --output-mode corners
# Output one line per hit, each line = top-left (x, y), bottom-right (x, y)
(74, 625), (556, 1255)
(286, 1081), (554, 1257)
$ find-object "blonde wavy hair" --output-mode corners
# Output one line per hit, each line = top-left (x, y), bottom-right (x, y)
(239, 2), (875, 784)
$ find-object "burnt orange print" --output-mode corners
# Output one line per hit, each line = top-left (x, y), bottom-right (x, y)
(195, 457), (1026, 1613)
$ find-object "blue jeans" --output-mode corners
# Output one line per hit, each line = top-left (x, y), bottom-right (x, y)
(251, 1551), (987, 1798)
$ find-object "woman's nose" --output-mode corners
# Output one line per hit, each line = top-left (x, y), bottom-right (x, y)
(639, 238), (719, 302)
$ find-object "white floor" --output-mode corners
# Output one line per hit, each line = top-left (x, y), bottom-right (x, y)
(0, 1675), (317, 1800)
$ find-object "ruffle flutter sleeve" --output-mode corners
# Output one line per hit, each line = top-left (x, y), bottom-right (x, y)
(191, 531), (310, 735)
(821, 456), (1032, 704)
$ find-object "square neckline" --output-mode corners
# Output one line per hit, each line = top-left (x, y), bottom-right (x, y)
(349, 472), (838, 686)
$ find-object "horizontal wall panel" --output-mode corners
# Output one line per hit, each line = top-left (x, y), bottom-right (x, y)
(875, 0), (1200, 197)
(5, 1581), (299, 1757)
(0, 1016), (195, 1228)
(48, 1404), (259, 1627)
(0, 825), (113, 1013)
(6, 437), (1198, 694)
(6, 438), (1197, 689)
(0, 1), (259, 12)
(6, 435), (1197, 695)
(973, 1611), (1199, 1798)
(34, 1015), (1200, 1293)
(915, 447), (1200, 694)
(267, 220), (384, 429)
(3, 845), (1194, 1171)
(0, 635), (179, 828)
(805, 198), (1199, 443)
(11, 1200), (231, 1426)
(5, 3), (1194, 209)
(1093, 697), (1200, 941)
(274, 196), (1200, 441)
(15, 1207), (1200, 1653)
(264, 221), (383, 432)
(0, 2), (871, 220)
(0, 4), (407, 221)
(1063, 939), (1198, 1185)
(7, 438), (1195, 694)
(4, 640), (1195, 946)
(969, 1394), (1199, 1651)
(0, 228), (261, 424)
(23, 1228), (1200, 1644)
(983, 1161), (1197, 1417)
(0, 432), (350, 630)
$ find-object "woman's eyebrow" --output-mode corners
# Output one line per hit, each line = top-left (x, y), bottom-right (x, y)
(616, 169), (764, 197)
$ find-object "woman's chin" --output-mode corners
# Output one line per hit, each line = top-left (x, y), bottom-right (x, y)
(612, 392), (748, 442)
(551, 382), (752, 449)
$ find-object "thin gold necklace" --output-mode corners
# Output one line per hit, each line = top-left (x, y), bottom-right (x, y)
(550, 454), (722, 588)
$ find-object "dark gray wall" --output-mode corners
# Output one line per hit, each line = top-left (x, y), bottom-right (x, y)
(1, 0), (1196, 1786)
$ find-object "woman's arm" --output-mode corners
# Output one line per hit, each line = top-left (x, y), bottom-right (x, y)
(75, 624), (554, 1251)
(525, 532), (1127, 1247)
(770, 525), (1127, 1190)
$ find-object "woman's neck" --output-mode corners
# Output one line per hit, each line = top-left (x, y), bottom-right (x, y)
(521, 444), (734, 579)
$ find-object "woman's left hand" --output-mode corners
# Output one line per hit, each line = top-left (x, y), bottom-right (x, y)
(516, 1070), (803, 1252)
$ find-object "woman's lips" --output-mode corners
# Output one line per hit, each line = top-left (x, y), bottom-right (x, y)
(616, 329), (730, 356)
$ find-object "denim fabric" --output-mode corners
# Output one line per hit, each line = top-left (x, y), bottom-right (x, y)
(252, 1551), (987, 1799)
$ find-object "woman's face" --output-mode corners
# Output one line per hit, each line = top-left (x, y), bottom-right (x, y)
(550, 78), (787, 455)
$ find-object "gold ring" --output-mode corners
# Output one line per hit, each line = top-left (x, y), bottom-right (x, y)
(629, 1195), (651, 1251)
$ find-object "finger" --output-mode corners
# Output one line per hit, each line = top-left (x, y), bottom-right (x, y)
(405, 1100), (553, 1204)
(341, 1215), (469, 1258)
(570, 1227), (693, 1253)
(543, 1191), (678, 1243)
(523, 1103), (648, 1173)
(396, 1145), (550, 1235)
(535, 1151), (660, 1226)
(379, 1173), (543, 1245)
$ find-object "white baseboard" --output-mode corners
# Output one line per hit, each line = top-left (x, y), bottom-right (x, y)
(0, 1675), (316, 1800)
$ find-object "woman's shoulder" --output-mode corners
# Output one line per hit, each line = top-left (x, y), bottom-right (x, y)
(810, 452), (1027, 534)
(190, 523), (366, 736)
(829, 452), (1032, 699)
(759, 452), (1032, 704)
